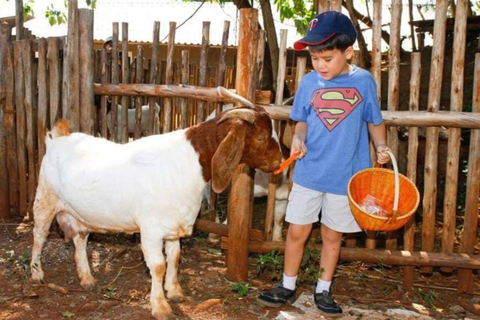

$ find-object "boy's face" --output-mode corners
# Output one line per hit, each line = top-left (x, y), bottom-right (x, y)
(309, 46), (354, 81)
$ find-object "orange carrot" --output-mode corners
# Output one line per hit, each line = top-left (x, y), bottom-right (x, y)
(274, 151), (301, 175)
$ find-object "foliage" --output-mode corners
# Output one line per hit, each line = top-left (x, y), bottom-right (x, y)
(255, 241), (323, 285)
(230, 281), (251, 297)
(7, 0), (97, 26)
(45, 4), (67, 26)
(273, 0), (315, 36)
(255, 248), (283, 280)
(23, 0), (34, 20)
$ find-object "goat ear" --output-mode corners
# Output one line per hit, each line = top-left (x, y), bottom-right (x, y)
(211, 124), (246, 193)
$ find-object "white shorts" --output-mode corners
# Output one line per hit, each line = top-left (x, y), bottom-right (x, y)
(285, 183), (362, 233)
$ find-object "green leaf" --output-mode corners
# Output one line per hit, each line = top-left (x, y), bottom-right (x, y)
(61, 311), (75, 318)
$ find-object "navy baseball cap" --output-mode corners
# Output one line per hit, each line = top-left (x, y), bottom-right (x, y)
(293, 11), (357, 51)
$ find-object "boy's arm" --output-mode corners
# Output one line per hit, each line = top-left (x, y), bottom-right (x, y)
(368, 122), (390, 164)
(292, 121), (308, 159)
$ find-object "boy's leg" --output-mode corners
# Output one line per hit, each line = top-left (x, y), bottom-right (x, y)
(256, 223), (312, 307)
(319, 223), (342, 282)
(314, 224), (344, 316)
(314, 191), (361, 316)
(284, 223), (313, 277)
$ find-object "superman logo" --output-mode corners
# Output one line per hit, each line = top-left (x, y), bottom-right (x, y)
(310, 88), (363, 131)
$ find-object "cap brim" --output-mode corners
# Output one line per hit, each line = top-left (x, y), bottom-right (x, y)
(293, 33), (336, 51)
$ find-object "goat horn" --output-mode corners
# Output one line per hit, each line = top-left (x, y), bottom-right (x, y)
(218, 108), (256, 124)
(217, 86), (255, 108)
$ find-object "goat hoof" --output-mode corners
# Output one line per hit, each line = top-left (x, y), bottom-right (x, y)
(152, 301), (172, 320)
(80, 279), (97, 291)
(168, 294), (184, 303)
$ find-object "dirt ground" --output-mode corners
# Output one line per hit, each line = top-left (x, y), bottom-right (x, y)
(1, 204), (479, 320)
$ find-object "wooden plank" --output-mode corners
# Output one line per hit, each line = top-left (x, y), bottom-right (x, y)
(458, 52), (480, 293)
(403, 52), (421, 291)
(274, 29), (287, 106)
(47, 38), (61, 128)
(214, 21), (230, 116)
(134, 45), (144, 140)
(371, 0), (382, 101)
(196, 22), (210, 123)
(385, 0), (402, 251)
(14, 41), (27, 216)
(79, 9), (95, 135)
(22, 40), (36, 219)
(0, 34), (11, 218)
(148, 21), (160, 135)
(442, 0), (468, 274)
(162, 22), (176, 133)
(255, 29), (265, 90)
(421, 0), (448, 274)
(36, 39), (48, 167)
(99, 49), (108, 137)
(66, 0), (80, 131)
(180, 50), (189, 129)
(3, 42), (18, 209)
(110, 23), (120, 142)
(120, 23), (129, 143)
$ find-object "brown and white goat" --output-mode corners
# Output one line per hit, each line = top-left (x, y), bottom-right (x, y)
(30, 106), (282, 320)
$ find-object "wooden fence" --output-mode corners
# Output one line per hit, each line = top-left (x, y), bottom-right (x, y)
(0, 3), (479, 295)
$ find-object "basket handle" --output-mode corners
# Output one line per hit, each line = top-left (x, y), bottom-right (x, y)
(376, 150), (400, 223)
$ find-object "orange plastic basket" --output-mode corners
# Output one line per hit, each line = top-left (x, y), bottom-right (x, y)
(347, 151), (420, 231)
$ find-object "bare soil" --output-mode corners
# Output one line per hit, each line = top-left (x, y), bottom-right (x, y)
(1, 202), (479, 320)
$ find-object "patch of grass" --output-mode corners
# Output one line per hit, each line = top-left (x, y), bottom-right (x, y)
(415, 288), (438, 308)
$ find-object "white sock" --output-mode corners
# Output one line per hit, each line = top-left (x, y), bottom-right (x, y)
(282, 274), (297, 291)
(315, 279), (331, 294)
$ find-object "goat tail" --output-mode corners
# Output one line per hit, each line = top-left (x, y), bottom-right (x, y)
(46, 119), (71, 148)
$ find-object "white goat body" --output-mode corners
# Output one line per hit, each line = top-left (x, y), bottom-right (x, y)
(31, 108), (282, 320)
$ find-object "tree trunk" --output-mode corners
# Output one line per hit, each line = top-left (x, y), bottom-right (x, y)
(342, 1), (391, 46)
(260, 0), (279, 87)
(345, 0), (371, 69)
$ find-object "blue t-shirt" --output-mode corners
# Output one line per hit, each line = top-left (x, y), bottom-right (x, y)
(290, 65), (383, 195)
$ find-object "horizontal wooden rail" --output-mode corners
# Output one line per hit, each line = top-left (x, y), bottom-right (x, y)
(221, 238), (480, 270)
(194, 218), (263, 242)
(94, 83), (253, 105)
(262, 105), (480, 129)
(92, 85), (480, 129)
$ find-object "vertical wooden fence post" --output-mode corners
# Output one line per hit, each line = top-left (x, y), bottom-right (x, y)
(403, 52), (421, 290)
(0, 26), (11, 218)
(79, 8), (95, 135)
(421, 0), (448, 274)
(66, 0), (80, 132)
(442, 0), (468, 275)
(226, 8), (258, 282)
(385, 0), (402, 250)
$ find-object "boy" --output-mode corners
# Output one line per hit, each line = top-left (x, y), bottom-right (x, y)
(256, 11), (390, 316)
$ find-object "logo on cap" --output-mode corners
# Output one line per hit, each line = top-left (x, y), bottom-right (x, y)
(308, 19), (318, 31)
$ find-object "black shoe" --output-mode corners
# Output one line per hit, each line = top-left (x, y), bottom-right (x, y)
(256, 284), (296, 307)
(314, 290), (343, 316)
